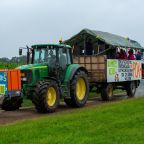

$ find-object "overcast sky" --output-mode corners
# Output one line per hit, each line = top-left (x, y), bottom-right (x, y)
(0, 0), (144, 58)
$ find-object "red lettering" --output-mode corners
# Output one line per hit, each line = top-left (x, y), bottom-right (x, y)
(132, 62), (141, 79)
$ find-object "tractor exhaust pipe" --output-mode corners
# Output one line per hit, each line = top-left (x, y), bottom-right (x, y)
(19, 46), (31, 64)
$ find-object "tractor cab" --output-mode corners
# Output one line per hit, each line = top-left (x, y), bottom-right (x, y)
(19, 44), (72, 81)
(31, 44), (72, 80)
(31, 44), (72, 65)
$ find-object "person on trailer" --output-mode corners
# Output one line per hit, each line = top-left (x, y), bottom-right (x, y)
(128, 49), (135, 60)
(117, 48), (127, 59)
(121, 49), (127, 59)
(136, 50), (142, 60)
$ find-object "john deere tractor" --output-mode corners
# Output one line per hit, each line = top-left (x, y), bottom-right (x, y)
(18, 43), (89, 113)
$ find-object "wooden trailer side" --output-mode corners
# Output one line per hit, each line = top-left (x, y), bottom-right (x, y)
(73, 55), (107, 82)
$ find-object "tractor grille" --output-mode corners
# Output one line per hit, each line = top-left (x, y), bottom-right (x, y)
(21, 70), (32, 85)
(0, 85), (5, 95)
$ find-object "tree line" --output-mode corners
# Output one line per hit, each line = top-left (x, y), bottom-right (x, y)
(0, 56), (27, 69)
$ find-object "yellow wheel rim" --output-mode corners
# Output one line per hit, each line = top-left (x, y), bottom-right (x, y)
(47, 87), (56, 106)
(76, 78), (86, 100)
(107, 86), (113, 97)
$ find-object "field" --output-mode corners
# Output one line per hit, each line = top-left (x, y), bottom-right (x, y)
(0, 97), (144, 144)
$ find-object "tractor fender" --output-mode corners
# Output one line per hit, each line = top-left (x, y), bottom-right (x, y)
(64, 64), (88, 82)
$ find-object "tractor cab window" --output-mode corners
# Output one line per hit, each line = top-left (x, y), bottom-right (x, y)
(34, 49), (45, 63)
(59, 48), (71, 69)
(33, 46), (71, 69)
(33, 47), (56, 64)
(67, 49), (72, 64)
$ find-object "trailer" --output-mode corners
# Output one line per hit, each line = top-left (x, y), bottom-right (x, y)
(0, 69), (22, 110)
(64, 28), (144, 100)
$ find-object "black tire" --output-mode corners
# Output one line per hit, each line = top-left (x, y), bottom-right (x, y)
(126, 81), (136, 97)
(101, 84), (113, 101)
(64, 71), (89, 108)
(2, 97), (23, 111)
(33, 80), (60, 113)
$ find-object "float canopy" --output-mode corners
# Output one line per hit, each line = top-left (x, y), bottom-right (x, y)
(64, 28), (143, 49)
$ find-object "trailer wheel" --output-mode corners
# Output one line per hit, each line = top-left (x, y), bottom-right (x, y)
(101, 84), (113, 101)
(126, 81), (136, 97)
(33, 80), (60, 113)
(2, 97), (23, 111)
(64, 71), (89, 107)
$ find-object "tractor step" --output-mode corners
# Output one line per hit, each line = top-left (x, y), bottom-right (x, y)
(61, 84), (70, 98)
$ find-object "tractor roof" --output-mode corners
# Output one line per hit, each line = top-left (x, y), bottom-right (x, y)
(32, 43), (71, 49)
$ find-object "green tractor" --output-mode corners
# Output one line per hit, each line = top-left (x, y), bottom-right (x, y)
(18, 43), (89, 113)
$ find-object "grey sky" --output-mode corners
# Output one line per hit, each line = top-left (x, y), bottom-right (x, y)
(0, 0), (144, 58)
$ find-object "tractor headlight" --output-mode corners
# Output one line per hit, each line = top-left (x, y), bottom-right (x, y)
(21, 77), (27, 81)
(21, 70), (32, 84)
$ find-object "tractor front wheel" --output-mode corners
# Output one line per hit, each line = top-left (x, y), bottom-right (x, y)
(33, 80), (60, 113)
(64, 71), (89, 107)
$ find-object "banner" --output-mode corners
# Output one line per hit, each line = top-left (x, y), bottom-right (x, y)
(107, 59), (142, 82)
(0, 72), (8, 96)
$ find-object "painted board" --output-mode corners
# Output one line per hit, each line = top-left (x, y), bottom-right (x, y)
(0, 71), (8, 96)
(107, 59), (142, 82)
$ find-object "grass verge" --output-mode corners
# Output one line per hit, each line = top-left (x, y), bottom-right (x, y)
(21, 98), (33, 107)
(1, 97), (144, 144)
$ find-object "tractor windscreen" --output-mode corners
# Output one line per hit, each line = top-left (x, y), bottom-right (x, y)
(33, 47), (56, 65)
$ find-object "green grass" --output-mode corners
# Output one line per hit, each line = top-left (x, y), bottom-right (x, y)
(0, 97), (144, 144)
(21, 98), (33, 107)
(89, 89), (125, 99)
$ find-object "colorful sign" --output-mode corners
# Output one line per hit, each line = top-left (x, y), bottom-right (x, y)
(0, 72), (8, 95)
(107, 59), (142, 82)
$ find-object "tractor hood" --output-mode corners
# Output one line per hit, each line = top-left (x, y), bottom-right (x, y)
(17, 63), (48, 70)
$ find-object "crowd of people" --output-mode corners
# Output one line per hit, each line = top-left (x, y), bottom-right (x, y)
(116, 48), (143, 60)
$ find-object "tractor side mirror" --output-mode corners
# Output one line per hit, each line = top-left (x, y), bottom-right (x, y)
(19, 48), (22, 56)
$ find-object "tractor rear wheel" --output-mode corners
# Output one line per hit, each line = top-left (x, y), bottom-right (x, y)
(64, 71), (89, 107)
(2, 97), (23, 111)
(101, 84), (113, 101)
(33, 80), (60, 113)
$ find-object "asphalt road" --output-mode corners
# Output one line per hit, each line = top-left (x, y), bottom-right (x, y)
(135, 80), (144, 97)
